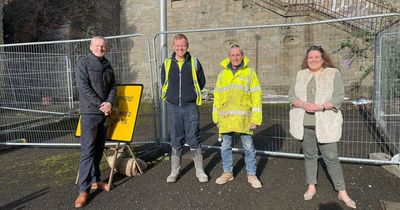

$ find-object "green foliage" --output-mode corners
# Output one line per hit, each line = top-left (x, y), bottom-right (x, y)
(335, 32), (374, 60)
(334, 31), (375, 96)
(349, 65), (373, 92)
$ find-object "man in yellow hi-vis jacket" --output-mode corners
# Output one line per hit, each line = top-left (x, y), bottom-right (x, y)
(213, 44), (263, 188)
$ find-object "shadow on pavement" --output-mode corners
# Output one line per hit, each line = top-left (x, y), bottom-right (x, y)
(318, 201), (344, 210)
(0, 187), (49, 210)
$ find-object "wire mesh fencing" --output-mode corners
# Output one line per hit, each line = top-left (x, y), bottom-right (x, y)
(374, 21), (400, 162)
(0, 35), (158, 146)
(0, 14), (399, 164)
(153, 14), (400, 164)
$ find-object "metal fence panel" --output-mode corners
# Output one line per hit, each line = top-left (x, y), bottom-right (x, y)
(374, 21), (400, 162)
(0, 14), (399, 165)
(153, 14), (400, 164)
(0, 35), (157, 146)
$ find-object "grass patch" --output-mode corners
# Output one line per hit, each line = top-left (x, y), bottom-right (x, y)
(34, 151), (112, 187)
(38, 152), (81, 186)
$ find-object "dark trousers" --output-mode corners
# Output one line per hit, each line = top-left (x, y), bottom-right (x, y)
(77, 114), (107, 193)
(167, 102), (200, 150)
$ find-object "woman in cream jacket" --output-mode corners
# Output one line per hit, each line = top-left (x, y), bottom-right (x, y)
(289, 45), (356, 209)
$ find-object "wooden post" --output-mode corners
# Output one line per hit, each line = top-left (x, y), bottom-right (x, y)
(106, 142), (120, 191)
(126, 145), (144, 175)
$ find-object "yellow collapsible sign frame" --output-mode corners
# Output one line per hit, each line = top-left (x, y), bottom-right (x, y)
(75, 84), (143, 142)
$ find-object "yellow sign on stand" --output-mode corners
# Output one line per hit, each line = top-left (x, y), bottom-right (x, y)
(75, 84), (143, 142)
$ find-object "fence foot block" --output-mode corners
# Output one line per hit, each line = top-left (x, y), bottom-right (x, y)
(370, 153), (400, 179)
(380, 200), (400, 210)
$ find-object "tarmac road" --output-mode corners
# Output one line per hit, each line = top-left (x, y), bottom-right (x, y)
(0, 146), (399, 210)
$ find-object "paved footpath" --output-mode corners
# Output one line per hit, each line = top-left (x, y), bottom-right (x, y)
(0, 147), (399, 210)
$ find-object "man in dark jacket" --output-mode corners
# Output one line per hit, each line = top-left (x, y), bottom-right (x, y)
(74, 36), (116, 208)
(161, 34), (208, 183)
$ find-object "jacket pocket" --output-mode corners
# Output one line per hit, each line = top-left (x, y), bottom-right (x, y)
(88, 68), (102, 83)
(103, 67), (115, 84)
(240, 92), (252, 110)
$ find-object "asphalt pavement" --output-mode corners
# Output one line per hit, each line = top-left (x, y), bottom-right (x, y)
(0, 146), (399, 210)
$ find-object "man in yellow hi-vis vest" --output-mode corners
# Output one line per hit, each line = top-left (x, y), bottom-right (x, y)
(161, 34), (207, 183)
(213, 44), (263, 188)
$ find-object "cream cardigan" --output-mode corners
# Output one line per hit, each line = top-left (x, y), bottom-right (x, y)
(289, 68), (343, 143)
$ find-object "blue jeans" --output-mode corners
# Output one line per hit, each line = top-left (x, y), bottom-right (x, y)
(167, 102), (200, 150)
(220, 133), (257, 175)
(77, 114), (107, 193)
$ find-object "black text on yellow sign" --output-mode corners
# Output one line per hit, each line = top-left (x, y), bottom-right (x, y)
(75, 84), (143, 142)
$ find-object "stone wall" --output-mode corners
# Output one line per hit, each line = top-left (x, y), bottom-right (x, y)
(120, 0), (379, 97)
(3, 0), (120, 43)
(2, 0), (398, 98)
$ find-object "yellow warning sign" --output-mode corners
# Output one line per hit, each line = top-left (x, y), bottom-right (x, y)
(75, 84), (143, 142)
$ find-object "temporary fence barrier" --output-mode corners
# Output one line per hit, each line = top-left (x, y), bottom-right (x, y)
(0, 14), (399, 165)
(0, 34), (158, 147)
(152, 13), (400, 165)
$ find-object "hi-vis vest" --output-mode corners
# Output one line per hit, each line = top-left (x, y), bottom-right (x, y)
(212, 56), (262, 135)
(162, 57), (202, 105)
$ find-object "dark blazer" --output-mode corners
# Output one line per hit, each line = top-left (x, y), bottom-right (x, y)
(75, 53), (117, 114)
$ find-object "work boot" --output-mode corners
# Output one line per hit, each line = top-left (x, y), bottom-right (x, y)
(74, 192), (89, 208)
(166, 148), (182, 183)
(215, 172), (234, 185)
(191, 148), (208, 183)
(247, 175), (262, 188)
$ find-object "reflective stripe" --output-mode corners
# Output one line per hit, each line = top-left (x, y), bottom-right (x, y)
(191, 57), (202, 105)
(246, 69), (253, 91)
(249, 86), (261, 93)
(219, 73), (224, 87)
(252, 107), (262, 112)
(212, 106), (218, 112)
(161, 59), (172, 100)
(214, 84), (245, 93)
(218, 110), (251, 116)
(216, 68), (254, 93)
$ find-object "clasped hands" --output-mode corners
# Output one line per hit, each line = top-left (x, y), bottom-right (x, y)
(99, 102), (112, 116)
(294, 99), (332, 113)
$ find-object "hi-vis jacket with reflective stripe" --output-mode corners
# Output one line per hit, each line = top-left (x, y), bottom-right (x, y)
(212, 56), (262, 135)
(161, 52), (205, 106)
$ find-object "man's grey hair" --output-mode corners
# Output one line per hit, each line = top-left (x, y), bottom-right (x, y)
(229, 44), (244, 55)
(90, 36), (106, 46)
